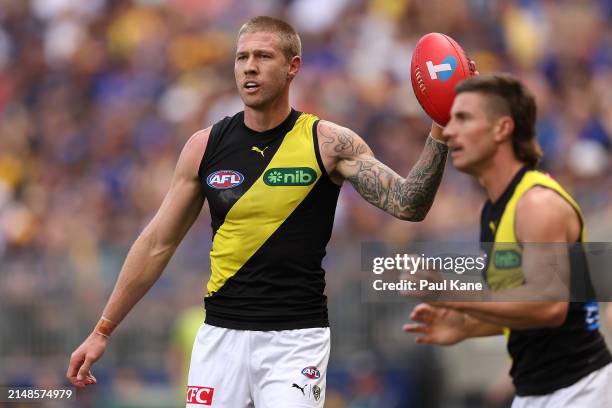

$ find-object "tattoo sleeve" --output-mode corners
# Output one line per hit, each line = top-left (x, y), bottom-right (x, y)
(323, 122), (448, 221)
(392, 135), (448, 220)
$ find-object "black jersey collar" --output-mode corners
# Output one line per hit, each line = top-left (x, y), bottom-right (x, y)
(480, 165), (532, 242)
(240, 108), (301, 138)
(490, 165), (532, 212)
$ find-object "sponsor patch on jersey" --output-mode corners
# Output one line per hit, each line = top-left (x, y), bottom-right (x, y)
(264, 167), (316, 186)
(186, 386), (214, 405)
(301, 366), (321, 379)
(207, 170), (244, 189)
(493, 250), (521, 269)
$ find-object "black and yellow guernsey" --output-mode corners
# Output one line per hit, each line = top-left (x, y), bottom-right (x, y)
(198, 109), (340, 331)
(481, 166), (611, 396)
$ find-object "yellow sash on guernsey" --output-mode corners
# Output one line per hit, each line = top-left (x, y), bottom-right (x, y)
(487, 170), (586, 291)
(206, 113), (321, 296)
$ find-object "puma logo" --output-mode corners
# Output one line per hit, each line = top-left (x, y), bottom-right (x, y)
(251, 146), (269, 157)
(292, 383), (306, 396)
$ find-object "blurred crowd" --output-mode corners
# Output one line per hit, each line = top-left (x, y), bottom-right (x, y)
(1, 0), (611, 407)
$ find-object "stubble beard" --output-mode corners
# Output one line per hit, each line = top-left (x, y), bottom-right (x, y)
(242, 83), (285, 111)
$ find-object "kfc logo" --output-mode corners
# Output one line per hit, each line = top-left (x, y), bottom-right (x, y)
(187, 386), (214, 405)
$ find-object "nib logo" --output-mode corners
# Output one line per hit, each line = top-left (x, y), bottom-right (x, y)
(187, 386), (214, 405)
(263, 167), (317, 186)
(267, 170), (283, 184)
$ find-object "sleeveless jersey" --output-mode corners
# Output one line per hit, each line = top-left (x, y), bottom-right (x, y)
(198, 109), (340, 330)
(480, 166), (611, 396)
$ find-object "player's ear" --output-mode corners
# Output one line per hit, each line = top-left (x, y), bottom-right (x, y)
(287, 55), (301, 80)
(494, 116), (514, 142)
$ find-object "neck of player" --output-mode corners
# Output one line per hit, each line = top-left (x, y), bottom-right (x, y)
(478, 159), (524, 203)
(244, 94), (291, 132)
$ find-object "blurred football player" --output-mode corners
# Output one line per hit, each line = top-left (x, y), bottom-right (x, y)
(405, 74), (611, 407)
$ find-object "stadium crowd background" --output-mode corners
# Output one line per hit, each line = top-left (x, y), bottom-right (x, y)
(0, 0), (611, 407)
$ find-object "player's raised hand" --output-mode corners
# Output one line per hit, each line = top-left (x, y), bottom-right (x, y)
(67, 333), (108, 388)
(403, 303), (468, 345)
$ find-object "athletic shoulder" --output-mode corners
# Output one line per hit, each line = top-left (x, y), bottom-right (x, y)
(177, 127), (211, 180)
(517, 186), (576, 219)
(185, 127), (211, 160)
(316, 120), (351, 139)
(188, 127), (211, 149)
(316, 120), (372, 160)
(516, 186), (578, 242)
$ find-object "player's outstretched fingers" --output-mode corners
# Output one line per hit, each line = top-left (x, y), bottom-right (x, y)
(402, 323), (433, 344)
(402, 323), (427, 333)
(415, 335), (433, 344)
(410, 303), (435, 323)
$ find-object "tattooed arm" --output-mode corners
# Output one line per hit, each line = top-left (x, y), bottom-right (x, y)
(318, 121), (448, 221)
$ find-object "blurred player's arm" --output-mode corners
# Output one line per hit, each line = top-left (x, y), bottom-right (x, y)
(403, 303), (503, 345)
(318, 121), (447, 221)
(438, 188), (574, 329)
(67, 128), (210, 388)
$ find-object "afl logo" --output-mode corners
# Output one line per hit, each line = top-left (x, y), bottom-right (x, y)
(301, 366), (320, 380)
(207, 170), (244, 189)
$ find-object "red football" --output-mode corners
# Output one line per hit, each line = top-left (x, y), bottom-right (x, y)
(411, 33), (474, 126)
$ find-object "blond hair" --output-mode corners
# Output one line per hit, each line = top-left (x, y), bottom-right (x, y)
(238, 16), (301, 61)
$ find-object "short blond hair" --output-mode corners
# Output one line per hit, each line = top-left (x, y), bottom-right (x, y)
(238, 16), (301, 61)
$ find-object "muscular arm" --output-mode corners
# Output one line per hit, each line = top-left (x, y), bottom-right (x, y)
(318, 121), (448, 221)
(101, 129), (209, 325)
(67, 128), (209, 387)
(441, 188), (576, 329)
